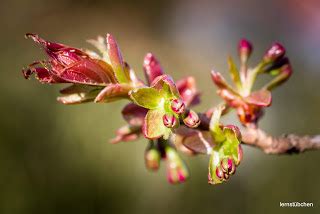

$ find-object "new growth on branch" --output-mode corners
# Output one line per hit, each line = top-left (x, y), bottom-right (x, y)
(23, 33), (318, 185)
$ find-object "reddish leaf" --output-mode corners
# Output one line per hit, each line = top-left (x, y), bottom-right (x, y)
(176, 76), (200, 106)
(151, 75), (180, 98)
(110, 125), (141, 144)
(143, 53), (164, 85)
(94, 83), (132, 103)
(244, 90), (272, 107)
(121, 103), (148, 126)
(25, 34), (118, 86)
(106, 34), (130, 83)
(180, 129), (214, 154)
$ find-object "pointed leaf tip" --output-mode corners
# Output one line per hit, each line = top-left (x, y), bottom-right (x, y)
(106, 34), (130, 83)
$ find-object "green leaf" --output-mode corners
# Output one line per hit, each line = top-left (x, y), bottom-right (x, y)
(151, 75), (180, 99)
(228, 56), (241, 90)
(208, 126), (242, 185)
(130, 87), (164, 109)
(209, 105), (226, 143)
(143, 108), (169, 139)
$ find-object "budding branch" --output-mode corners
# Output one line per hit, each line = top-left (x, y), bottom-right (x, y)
(241, 128), (320, 154)
(196, 113), (320, 155)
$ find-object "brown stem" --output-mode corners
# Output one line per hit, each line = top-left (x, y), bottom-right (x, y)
(241, 128), (320, 154)
(195, 113), (320, 155)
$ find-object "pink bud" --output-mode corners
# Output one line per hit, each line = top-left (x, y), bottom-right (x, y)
(263, 42), (286, 63)
(165, 147), (189, 184)
(183, 110), (200, 128)
(163, 114), (178, 128)
(221, 158), (236, 175)
(215, 166), (225, 181)
(238, 39), (253, 62)
(171, 99), (186, 114)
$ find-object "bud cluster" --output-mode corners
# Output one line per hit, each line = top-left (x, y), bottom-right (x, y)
(208, 144), (243, 185)
(215, 158), (236, 181)
(24, 33), (294, 186)
(163, 98), (200, 129)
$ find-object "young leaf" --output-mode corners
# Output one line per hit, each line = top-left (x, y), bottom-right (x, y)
(151, 75), (180, 98)
(121, 103), (148, 126)
(142, 108), (167, 139)
(94, 83), (132, 103)
(129, 87), (163, 109)
(181, 130), (214, 154)
(143, 53), (164, 85)
(211, 70), (239, 95)
(208, 125), (242, 185)
(209, 105), (226, 143)
(228, 56), (241, 90)
(57, 84), (101, 104)
(244, 90), (272, 107)
(106, 34), (130, 83)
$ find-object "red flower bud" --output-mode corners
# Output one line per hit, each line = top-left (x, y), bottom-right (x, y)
(215, 166), (225, 181)
(163, 114), (178, 128)
(221, 158), (236, 175)
(165, 147), (189, 184)
(263, 42), (286, 63)
(183, 110), (200, 128)
(238, 39), (253, 63)
(171, 99), (186, 114)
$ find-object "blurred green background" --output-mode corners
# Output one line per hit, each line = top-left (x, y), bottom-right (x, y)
(0, 0), (320, 213)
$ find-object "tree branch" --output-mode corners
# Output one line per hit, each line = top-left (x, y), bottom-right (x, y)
(241, 128), (320, 154)
(194, 113), (320, 155)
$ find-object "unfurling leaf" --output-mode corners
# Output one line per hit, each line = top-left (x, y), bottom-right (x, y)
(94, 84), (132, 103)
(208, 126), (242, 185)
(106, 34), (130, 83)
(129, 87), (163, 109)
(228, 56), (241, 90)
(57, 84), (102, 104)
(143, 108), (169, 139)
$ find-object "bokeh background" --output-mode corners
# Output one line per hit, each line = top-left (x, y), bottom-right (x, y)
(1, 0), (320, 213)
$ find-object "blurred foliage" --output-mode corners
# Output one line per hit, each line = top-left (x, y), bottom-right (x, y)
(0, 0), (319, 213)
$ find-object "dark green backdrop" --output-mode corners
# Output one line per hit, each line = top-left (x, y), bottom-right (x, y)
(0, 0), (319, 213)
